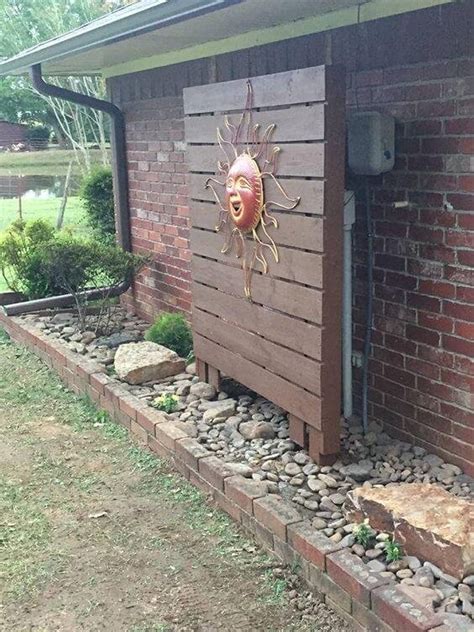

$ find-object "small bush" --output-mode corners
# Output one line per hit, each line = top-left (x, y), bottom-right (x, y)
(353, 521), (375, 549)
(384, 539), (402, 563)
(80, 167), (115, 243)
(0, 219), (62, 298)
(152, 393), (179, 414)
(145, 312), (193, 359)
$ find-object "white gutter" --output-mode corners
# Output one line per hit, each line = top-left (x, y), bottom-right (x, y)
(0, 0), (239, 76)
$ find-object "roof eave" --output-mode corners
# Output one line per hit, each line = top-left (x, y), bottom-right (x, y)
(0, 0), (239, 76)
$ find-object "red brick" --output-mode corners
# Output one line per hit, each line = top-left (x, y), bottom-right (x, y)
(443, 335), (474, 357)
(406, 325), (440, 347)
(253, 494), (302, 542)
(147, 435), (169, 459)
(418, 280), (455, 299)
(213, 489), (242, 522)
(418, 313), (453, 334)
(372, 585), (442, 632)
(118, 395), (138, 421)
(224, 476), (267, 514)
(287, 521), (343, 570)
(154, 421), (188, 450)
(130, 420), (148, 443)
(136, 406), (166, 434)
(198, 456), (235, 492)
(326, 550), (393, 608)
(175, 438), (209, 470)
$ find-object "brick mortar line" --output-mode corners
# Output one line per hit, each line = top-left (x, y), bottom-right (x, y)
(0, 312), (459, 632)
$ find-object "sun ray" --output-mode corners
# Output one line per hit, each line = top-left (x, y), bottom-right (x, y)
(204, 79), (300, 300)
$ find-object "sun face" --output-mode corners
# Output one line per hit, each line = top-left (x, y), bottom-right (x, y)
(205, 80), (300, 300)
(225, 154), (263, 231)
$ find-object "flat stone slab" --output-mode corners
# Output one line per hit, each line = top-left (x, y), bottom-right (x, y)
(114, 341), (185, 384)
(345, 483), (474, 580)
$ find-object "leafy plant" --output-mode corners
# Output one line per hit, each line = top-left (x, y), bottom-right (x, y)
(0, 219), (61, 298)
(353, 521), (375, 549)
(80, 167), (115, 243)
(152, 393), (179, 414)
(145, 312), (193, 359)
(384, 538), (402, 563)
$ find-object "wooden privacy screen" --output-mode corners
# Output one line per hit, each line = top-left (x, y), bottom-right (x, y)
(183, 65), (345, 464)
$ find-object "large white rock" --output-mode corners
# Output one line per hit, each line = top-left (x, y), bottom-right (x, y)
(114, 341), (185, 385)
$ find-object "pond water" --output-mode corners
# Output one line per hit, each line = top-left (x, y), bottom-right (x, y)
(0, 174), (81, 199)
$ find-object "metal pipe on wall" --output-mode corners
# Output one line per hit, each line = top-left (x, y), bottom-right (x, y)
(342, 191), (355, 420)
(2, 64), (132, 317)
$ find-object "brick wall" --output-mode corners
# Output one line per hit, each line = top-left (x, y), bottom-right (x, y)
(110, 2), (473, 472)
(118, 96), (192, 319)
(347, 59), (474, 474)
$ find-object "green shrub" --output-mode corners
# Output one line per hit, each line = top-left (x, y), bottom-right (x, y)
(0, 219), (62, 298)
(145, 312), (193, 358)
(80, 167), (116, 243)
(0, 218), (145, 301)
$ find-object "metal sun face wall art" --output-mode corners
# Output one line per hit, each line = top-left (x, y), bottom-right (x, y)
(205, 80), (300, 300)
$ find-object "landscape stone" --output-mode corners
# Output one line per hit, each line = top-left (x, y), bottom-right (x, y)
(114, 341), (185, 384)
(96, 331), (140, 348)
(190, 382), (217, 399)
(202, 401), (236, 423)
(239, 420), (275, 440)
(345, 483), (474, 579)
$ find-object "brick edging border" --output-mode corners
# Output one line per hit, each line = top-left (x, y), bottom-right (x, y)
(0, 311), (460, 632)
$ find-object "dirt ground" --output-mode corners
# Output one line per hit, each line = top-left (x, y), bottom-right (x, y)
(0, 330), (352, 632)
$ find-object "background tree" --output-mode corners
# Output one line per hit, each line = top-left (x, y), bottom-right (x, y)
(0, 0), (134, 171)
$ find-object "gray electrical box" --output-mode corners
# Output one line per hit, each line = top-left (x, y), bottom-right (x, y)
(347, 111), (395, 176)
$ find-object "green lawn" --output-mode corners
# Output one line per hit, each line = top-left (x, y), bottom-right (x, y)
(0, 196), (87, 292)
(0, 196), (85, 233)
(0, 149), (106, 176)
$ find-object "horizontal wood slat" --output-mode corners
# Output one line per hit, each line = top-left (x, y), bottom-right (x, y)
(192, 256), (322, 324)
(188, 173), (325, 215)
(194, 333), (322, 429)
(184, 64), (345, 462)
(191, 201), (324, 253)
(193, 308), (322, 395)
(184, 103), (325, 143)
(187, 143), (324, 177)
(191, 228), (323, 288)
(183, 66), (327, 114)
(192, 282), (322, 360)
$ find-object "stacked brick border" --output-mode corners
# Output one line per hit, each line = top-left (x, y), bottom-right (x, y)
(0, 310), (465, 632)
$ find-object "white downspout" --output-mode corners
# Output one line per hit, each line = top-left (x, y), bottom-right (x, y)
(343, 190), (356, 419)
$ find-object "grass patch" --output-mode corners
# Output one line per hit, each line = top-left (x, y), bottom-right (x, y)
(0, 196), (86, 234)
(0, 149), (106, 176)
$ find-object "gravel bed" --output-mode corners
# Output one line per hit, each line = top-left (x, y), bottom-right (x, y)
(21, 309), (474, 620)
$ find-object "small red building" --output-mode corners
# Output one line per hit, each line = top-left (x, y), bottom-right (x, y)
(0, 120), (27, 149)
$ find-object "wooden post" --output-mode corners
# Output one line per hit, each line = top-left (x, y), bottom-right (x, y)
(17, 175), (23, 220)
(56, 160), (73, 229)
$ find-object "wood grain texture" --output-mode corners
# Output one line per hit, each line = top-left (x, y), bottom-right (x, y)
(193, 307), (322, 395)
(184, 64), (345, 459)
(184, 104), (325, 143)
(183, 66), (327, 114)
(191, 227), (323, 287)
(188, 174), (325, 216)
(192, 256), (322, 323)
(194, 333), (323, 429)
(192, 282), (322, 360)
(187, 142), (324, 177)
(190, 201), (324, 253)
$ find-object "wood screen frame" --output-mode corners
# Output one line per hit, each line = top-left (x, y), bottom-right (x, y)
(184, 65), (346, 464)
